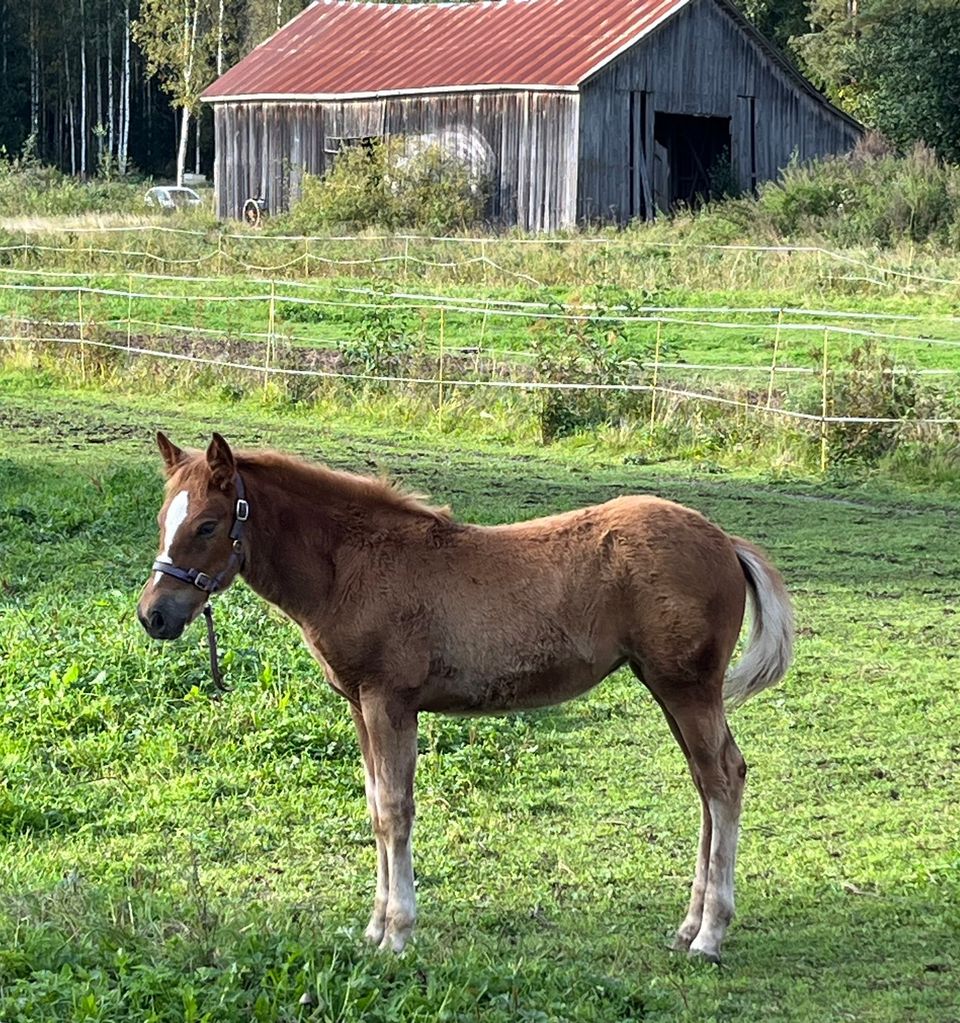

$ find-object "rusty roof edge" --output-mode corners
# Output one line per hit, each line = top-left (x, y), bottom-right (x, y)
(202, 82), (580, 104)
(574, 0), (693, 87)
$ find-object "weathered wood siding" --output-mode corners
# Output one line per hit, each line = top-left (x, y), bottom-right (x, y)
(210, 0), (856, 231)
(212, 91), (579, 231)
(577, 0), (860, 222)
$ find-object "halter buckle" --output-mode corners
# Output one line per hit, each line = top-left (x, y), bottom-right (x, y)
(194, 572), (213, 591)
(235, 499), (249, 522)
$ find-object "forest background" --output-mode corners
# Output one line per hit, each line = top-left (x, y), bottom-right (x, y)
(0, 0), (958, 188)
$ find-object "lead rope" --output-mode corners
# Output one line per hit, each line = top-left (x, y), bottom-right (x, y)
(203, 603), (229, 694)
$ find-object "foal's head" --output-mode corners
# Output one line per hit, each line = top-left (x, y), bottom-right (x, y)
(137, 432), (246, 640)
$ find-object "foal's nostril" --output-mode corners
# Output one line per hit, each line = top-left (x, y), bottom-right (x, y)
(138, 602), (184, 641)
(138, 605), (163, 635)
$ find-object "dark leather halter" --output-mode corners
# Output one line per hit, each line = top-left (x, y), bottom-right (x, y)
(151, 474), (249, 691)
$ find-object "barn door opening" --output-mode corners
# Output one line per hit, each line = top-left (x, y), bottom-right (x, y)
(652, 113), (731, 210)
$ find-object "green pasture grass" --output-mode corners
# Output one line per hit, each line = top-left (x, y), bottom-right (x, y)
(1, 375), (959, 1021)
(2, 227), (960, 378)
(4, 270), (960, 381)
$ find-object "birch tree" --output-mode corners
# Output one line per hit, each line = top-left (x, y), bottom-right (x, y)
(133, 0), (214, 184)
(119, 0), (130, 174)
(79, 0), (87, 176)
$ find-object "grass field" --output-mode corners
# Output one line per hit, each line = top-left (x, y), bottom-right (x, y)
(1, 372), (958, 1022)
(3, 226), (960, 376)
(5, 224), (960, 490)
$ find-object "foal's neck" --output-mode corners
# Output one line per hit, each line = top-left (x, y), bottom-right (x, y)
(234, 453), (446, 623)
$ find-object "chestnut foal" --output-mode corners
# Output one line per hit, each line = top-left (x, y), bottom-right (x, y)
(137, 433), (793, 961)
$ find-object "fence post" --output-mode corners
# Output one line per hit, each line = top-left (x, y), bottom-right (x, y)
(10, 269), (21, 339)
(265, 281), (276, 389)
(77, 288), (86, 383)
(217, 233), (224, 276)
(767, 308), (783, 409)
(304, 236), (310, 276)
(438, 306), (445, 431)
(820, 327), (830, 473)
(127, 275), (133, 349)
(649, 318), (662, 430)
(479, 296), (490, 353)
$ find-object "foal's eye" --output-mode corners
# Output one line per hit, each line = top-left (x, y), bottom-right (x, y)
(196, 521), (217, 538)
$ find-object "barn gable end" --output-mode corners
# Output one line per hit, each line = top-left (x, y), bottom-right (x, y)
(577, 0), (860, 222)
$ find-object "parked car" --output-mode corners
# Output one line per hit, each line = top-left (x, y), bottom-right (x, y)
(144, 186), (204, 213)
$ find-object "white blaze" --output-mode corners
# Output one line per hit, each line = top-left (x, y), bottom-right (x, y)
(153, 490), (189, 586)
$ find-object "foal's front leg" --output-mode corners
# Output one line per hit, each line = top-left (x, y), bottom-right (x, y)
(350, 704), (389, 945)
(358, 692), (419, 952)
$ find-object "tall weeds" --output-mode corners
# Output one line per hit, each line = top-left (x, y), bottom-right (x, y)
(724, 137), (960, 247)
(0, 154), (145, 218)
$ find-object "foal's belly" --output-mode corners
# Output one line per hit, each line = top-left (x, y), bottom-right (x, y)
(415, 657), (618, 715)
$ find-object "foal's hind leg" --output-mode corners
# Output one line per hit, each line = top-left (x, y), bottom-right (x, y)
(634, 672), (712, 951)
(675, 795), (713, 951)
(663, 728), (714, 952)
(644, 674), (747, 962)
(687, 717), (745, 962)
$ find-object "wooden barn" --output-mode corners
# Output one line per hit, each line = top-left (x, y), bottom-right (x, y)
(202, 0), (861, 231)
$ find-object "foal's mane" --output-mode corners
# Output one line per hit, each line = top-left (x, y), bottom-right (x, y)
(238, 450), (452, 524)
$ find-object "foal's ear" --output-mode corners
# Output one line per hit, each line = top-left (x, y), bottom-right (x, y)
(156, 431), (187, 476)
(206, 432), (236, 489)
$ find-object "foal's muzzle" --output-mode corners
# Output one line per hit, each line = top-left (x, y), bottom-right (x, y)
(137, 598), (190, 640)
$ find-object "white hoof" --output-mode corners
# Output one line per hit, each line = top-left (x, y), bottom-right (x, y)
(364, 916), (385, 946)
(688, 935), (722, 964)
(378, 928), (411, 953)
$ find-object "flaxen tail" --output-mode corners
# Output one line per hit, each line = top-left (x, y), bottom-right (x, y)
(723, 538), (795, 709)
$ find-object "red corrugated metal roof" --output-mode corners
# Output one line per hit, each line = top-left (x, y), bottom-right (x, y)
(202, 0), (692, 101)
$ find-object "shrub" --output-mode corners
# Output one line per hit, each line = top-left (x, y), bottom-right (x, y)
(827, 342), (918, 462)
(793, 341), (960, 465)
(856, 0), (960, 165)
(707, 146), (738, 200)
(339, 289), (418, 385)
(530, 290), (650, 442)
(290, 138), (486, 233)
(754, 138), (960, 246)
(0, 147), (147, 217)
